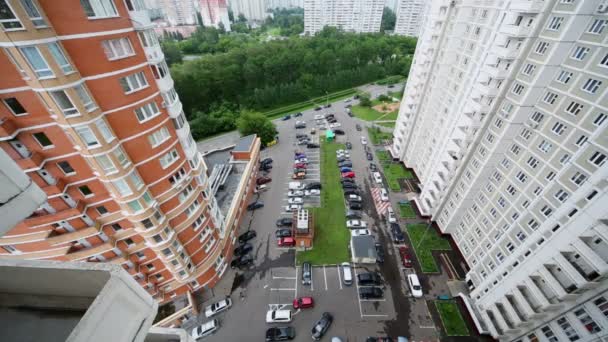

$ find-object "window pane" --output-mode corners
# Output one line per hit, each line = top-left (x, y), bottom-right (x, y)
(50, 90), (79, 116)
(95, 119), (114, 142)
(112, 179), (132, 196)
(19, 0), (46, 26)
(95, 154), (116, 173)
(74, 84), (96, 111)
(0, 1), (23, 29)
(20, 46), (52, 78)
(128, 199), (143, 212)
(47, 43), (73, 74)
(76, 127), (99, 147)
(3, 97), (26, 115)
(33, 132), (52, 146)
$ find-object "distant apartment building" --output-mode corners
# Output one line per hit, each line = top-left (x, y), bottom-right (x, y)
(0, 0), (260, 312)
(267, 0), (303, 10)
(394, 0), (425, 37)
(303, 0), (386, 35)
(229, 0), (268, 21)
(199, 0), (231, 31)
(392, 0), (608, 341)
(161, 0), (198, 25)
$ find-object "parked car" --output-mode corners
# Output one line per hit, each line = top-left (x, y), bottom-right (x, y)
(386, 207), (397, 223)
(336, 156), (349, 163)
(282, 115), (291, 121)
(276, 218), (293, 227)
(338, 162), (353, 168)
(292, 172), (306, 180)
(325, 103), (332, 108)
(247, 202), (264, 211)
(307, 143), (320, 148)
(341, 171), (355, 178)
(230, 254), (253, 269)
(408, 274), (423, 298)
(343, 190), (360, 196)
(265, 327), (295, 341)
(275, 228), (292, 239)
(349, 202), (363, 210)
(325, 113), (334, 118)
(305, 182), (322, 190)
(261, 157), (273, 164)
(342, 183), (358, 190)
(345, 142), (352, 149)
(380, 188), (389, 202)
(304, 189), (321, 196)
(288, 190), (304, 197)
(366, 152), (374, 161)
(356, 124), (362, 131)
(293, 163), (307, 169)
(191, 319), (219, 339)
(289, 181), (305, 190)
(234, 243), (253, 257)
(302, 262), (312, 285)
(257, 177), (272, 185)
(341, 178), (355, 184)
(296, 157), (308, 163)
(238, 230), (257, 244)
(359, 287), (383, 299)
(297, 139), (310, 145)
(372, 172), (383, 184)
(288, 197), (303, 205)
(333, 129), (345, 135)
(351, 229), (370, 237)
(357, 272), (383, 286)
(345, 210), (362, 219)
(329, 122), (341, 128)
(346, 195), (362, 203)
(375, 243), (385, 264)
(293, 168), (306, 175)
(293, 296), (314, 309)
(205, 297), (232, 318)
(260, 164), (273, 171)
(311, 312), (333, 340)
(314, 106), (322, 111)
(278, 237), (296, 247)
(266, 310), (292, 324)
(295, 133), (308, 139)
(346, 219), (367, 228)
(347, 111), (353, 117)
(294, 112), (303, 117)
(360, 136), (368, 145)
(341, 262), (353, 286)
(369, 163), (378, 172)
(284, 204), (302, 212)
(340, 167), (352, 173)
(390, 223), (405, 243)
(399, 246), (413, 268)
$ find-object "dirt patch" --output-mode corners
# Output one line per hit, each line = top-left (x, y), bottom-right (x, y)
(372, 102), (400, 113)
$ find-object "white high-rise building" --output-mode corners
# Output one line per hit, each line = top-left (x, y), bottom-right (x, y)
(303, 0), (386, 35)
(161, 0), (198, 25)
(199, 0), (232, 31)
(267, 0), (304, 9)
(229, 0), (269, 21)
(394, 0), (425, 37)
(392, 0), (608, 341)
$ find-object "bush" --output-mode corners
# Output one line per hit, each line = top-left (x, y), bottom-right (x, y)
(377, 94), (391, 102)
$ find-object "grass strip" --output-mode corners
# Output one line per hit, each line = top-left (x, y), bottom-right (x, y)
(399, 202), (416, 219)
(407, 224), (451, 273)
(435, 300), (470, 336)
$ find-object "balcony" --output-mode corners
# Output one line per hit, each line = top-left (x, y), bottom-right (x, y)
(494, 45), (519, 60)
(517, 285), (543, 314)
(0, 117), (17, 140)
(144, 45), (164, 63)
(128, 9), (152, 30)
(175, 121), (190, 140)
(45, 223), (100, 246)
(530, 275), (560, 305)
(510, 0), (544, 13)
(477, 84), (499, 97)
(24, 201), (85, 227)
(155, 75), (174, 93)
(563, 251), (600, 282)
(15, 151), (43, 170)
(500, 24), (531, 37)
(166, 99), (182, 118)
(65, 241), (114, 261)
(546, 264), (578, 295)
(484, 65), (509, 79)
(41, 178), (66, 196)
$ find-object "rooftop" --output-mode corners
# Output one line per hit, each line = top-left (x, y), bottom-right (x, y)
(233, 134), (256, 153)
(351, 235), (377, 261)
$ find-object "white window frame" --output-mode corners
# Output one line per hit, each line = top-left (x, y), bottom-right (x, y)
(74, 84), (97, 112)
(600, 53), (608, 68)
(94, 154), (116, 174)
(134, 101), (160, 123)
(148, 126), (170, 148)
(101, 37), (135, 60)
(20, 46), (53, 78)
(19, 0), (46, 27)
(95, 119), (114, 143)
(47, 42), (74, 74)
(565, 101), (583, 116)
(113, 147), (130, 168)
(587, 19), (607, 34)
(571, 46), (590, 61)
(50, 90), (79, 117)
(160, 148), (179, 169)
(555, 70), (572, 84)
(593, 113), (607, 126)
(547, 16), (563, 31)
(581, 78), (602, 94)
(119, 71), (148, 94)
(81, 0), (118, 19)
(129, 171), (144, 190)
(0, 1), (24, 31)
(76, 126), (100, 148)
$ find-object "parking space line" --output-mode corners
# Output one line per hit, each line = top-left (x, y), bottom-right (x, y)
(270, 288), (296, 291)
(361, 314), (390, 318)
(273, 276), (296, 280)
(352, 263), (364, 318)
(323, 266), (328, 291)
(337, 265), (343, 290)
(310, 271), (314, 291)
(360, 299), (387, 302)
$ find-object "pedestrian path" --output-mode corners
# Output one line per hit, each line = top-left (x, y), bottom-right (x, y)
(371, 187), (391, 216)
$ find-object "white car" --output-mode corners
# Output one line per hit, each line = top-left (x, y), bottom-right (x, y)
(304, 189), (321, 196)
(408, 274), (423, 298)
(346, 220), (368, 228)
(361, 136), (368, 145)
(329, 122), (341, 128)
(380, 188), (389, 202)
(351, 229), (371, 237)
(289, 182), (305, 190)
(315, 114), (324, 120)
(346, 194), (362, 202)
(288, 197), (303, 204)
(336, 149), (345, 155)
(191, 319), (219, 339)
(266, 309), (292, 323)
(288, 190), (304, 197)
(373, 172), (383, 184)
(204, 298), (232, 318)
(284, 204), (302, 212)
(386, 207), (397, 223)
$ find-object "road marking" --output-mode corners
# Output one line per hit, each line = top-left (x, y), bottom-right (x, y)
(337, 265), (343, 289)
(272, 276), (297, 280)
(323, 265), (328, 291)
(310, 271), (314, 291)
(360, 299), (387, 302)
(361, 314), (389, 317)
(353, 262), (364, 318)
(270, 288), (296, 291)
(419, 325), (436, 329)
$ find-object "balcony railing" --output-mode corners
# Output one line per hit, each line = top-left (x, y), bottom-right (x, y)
(24, 201), (85, 227)
(510, 0), (544, 13)
(46, 223), (100, 246)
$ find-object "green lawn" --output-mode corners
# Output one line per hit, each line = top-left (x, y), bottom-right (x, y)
(435, 301), (470, 336)
(389, 90), (404, 99)
(377, 122), (396, 128)
(376, 75), (406, 85)
(407, 224), (451, 273)
(381, 111), (399, 120)
(399, 202), (417, 219)
(297, 141), (350, 265)
(376, 150), (391, 162)
(380, 162), (414, 192)
(262, 88), (357, 120)
(351, 105), (385, 121)
(367, 127), (392, 145)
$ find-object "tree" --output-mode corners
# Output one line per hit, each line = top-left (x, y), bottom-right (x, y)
(237, 112), (277, 146)
(377, 94), (391, 102)
(380, 7), (396, 32)
(161, 41), (183, 66)
(359, 93), (372, 107)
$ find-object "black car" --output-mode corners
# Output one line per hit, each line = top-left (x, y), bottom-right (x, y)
(296, 134), (308, 139)
(345, 104), (352, 108)
(324, 104), (332, 108)
(339, 162), (353, 168)
(230, 254), (253, 269)
(314, 107), (322, 111)
(233, 243), (253, 257)
(259, 164), (273, 171)
(347, 111), (354, 117)
(366, 152), (374, 161)
(388, 84), (395, 88)
(359, 287), (384, 299)
(345, 210), (362, 219)
(374, 243), (385, 264)
(358, 272), (383, 286)
(337, 157), (349, 163)
(342, 183), (358, 190)
(266, 327), (295, 341)
(282, 115), (291, 121)
(311, 312), (333, 340)
(307, 143), (320, 148)
(343, 190), (359, 196)
(391, 223), (405, 243)
(275, 228), (292, 238)
(276, 217), (293, 227)
(327, 118), (337, 123)
(305, 182), (322, 190)
(333, 129), (345, 135)
(302, 262), (312, 285)
(354, 95), (360, 99)
(238, 230), (257, 243)
(349, 202), (362, 210)
(247, 202), (264, 211)
(369, 163), (378, 171)
(345, 142), (352, 149)
(261, 157), (273, 164)
(340, 178), (355, 184)
(356, 124), (362, 131)
(294, 112), (303, 117)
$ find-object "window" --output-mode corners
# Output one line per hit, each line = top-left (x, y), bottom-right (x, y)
(128, 199), (143, 212)
(112, 178), (132, 196)
(589, 151), (607, 166)
(594, 297), (608, 318)
(559, 153), (570, 165)
(96, 205), (108, 215)
(204, 236), (216, 253)
(516, 231), (526, 241)
(541, 325), (559, 342)
(102, 37), (134, 60)
(521, 64), (535, 75)
(506, 184), (516, 196)
(512, 83), (524, 95)
(95, 119), (114, 143)
(119, 71), (148, 93)
(159, 148), (179, 169)
(78, 185), (93, 197)
(506, 242), (514, 252)
(81, 0), (118, 18)
(47, 42), (73, 74)
(565, 101), (584, 115)
(556, 70), (572, 84)
(20, 46), (52, 78)
(547, 16), (563, 31)
(551, 122), (567, 135)
(587, 19), (607, 34)
(515, 171), (527, 183)
(95, 154), (116, 173)
(530, 111), (544, 123)
(0, 1), (23, 30)
(571, 46), (590, 61)
(185, 199), (200, 217)
(50, 90), (79, 117)
(134, 101), (159, 122)
(138, 30), (159, 47)
(526, 156), (538, 168)
(541, 205), (553, 217)
(546, 172), (556, 181)
(113, 147), (129, 167)
(76, 126), (99, 148)
(2, 97), (27, 115)
(19, 0), (45, 27)
(570, 171), (587, 185)
(178, 184), (193, 203)
(520, 128), (531, 140)
(593, 113), (607, 126)
(600, 53), (608, 67)
(148, 126), (170, 147)
(129, 172), (144, 190)
(528, 219), (539, 230)
(535, 41), (549, 55)
(172, 112), (186, 129)
(110, 223), (122, 231)
(581, 78), (602, 94)
(74, 84), (96, 112)
(543, 92), (558, 105)
(57, 160), (75, 174)
(574, 308), (602, 334)
(32, 132), (53, 148)
(142, 191), (153, 204)
(555, 189), (569, 202)
(557, 316), (580, 341)
(510, 144), (521, 155)
(538, 140), (552, 153)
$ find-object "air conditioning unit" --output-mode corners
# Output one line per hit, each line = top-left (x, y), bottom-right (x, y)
(598, 0), (608, 13)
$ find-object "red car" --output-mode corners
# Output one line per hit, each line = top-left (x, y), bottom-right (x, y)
(278, 237), (296, 247)
(399, 246), (413, 268)
(292, 296), (314, 309)
(341, 171), (355, 178)
(294, 163), (307, 169)
(257, 177), (272, 185)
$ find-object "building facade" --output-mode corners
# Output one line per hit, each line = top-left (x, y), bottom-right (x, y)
(228, 0), (268, 22)
(160, 0), (198, 26)
(0, 0), (259, 309)
(394, 0), (425, 37)
(199, 0), (231, 31)
(303, 0), (386, 35)
(266, 0), (303, 10)
(392, 0), (608, 341)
